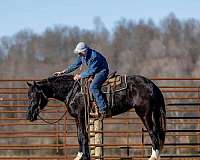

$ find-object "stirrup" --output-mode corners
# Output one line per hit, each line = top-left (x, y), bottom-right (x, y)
(90, 111), (105, 119)
(89, 102), (99, 118)
(90, 108), (112, 119)
(89, 112), (100, 118)
(90, 106), (100, 118)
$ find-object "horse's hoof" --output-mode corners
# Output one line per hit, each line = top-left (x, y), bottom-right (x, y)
(148, 156), (160, 160)
(74, 152), (83, 160)
(148, 157), (156, 160)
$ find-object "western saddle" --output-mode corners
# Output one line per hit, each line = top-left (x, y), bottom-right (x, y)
(80, 71), (127, 118)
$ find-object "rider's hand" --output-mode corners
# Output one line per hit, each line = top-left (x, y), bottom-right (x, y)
(53, 71), (64, 76)
(74, 74), (81, 81)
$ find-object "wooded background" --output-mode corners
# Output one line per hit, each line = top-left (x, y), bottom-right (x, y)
(0, 13), (200, 78)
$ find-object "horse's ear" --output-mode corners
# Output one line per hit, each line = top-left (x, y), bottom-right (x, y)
(26, 82), (32, 87)
(33, 81), (37, 86)
(33, 81), (40, 89)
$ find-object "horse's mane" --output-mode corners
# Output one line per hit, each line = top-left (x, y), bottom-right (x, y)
(37, 74), (74, 85)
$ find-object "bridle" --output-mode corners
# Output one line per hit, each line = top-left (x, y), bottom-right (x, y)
(37, 80), (80, 125)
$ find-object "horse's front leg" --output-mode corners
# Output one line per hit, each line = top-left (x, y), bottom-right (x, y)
(74, 116), (90, 160)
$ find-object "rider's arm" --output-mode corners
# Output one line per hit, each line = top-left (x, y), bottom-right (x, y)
(63, 56), (82, 74)
(80, 57), (98, 78)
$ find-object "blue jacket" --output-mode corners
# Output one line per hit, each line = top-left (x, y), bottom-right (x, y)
(64, 48), (109, 78)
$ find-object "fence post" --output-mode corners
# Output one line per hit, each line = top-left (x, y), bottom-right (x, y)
(90, 119), (103, 160)
(90, 119), (95, 156)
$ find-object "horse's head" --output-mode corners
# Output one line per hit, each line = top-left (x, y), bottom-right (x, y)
(26, 81), (48, 122)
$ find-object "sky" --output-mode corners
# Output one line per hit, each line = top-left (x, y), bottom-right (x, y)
(0, 0), (200, 37)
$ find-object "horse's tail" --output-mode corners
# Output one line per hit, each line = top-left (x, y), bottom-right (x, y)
(152, 85), (166, 151)
(158, 103), (166, 150)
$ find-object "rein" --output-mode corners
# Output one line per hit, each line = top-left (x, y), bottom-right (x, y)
(38, 110), (68, 125)
(37, 80), (80, 125)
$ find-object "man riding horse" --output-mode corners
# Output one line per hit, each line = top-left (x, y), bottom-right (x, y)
(54, 42), (110, 118)
(27, 59), (166, 160)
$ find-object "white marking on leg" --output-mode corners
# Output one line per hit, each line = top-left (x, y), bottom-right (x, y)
(74, 152), (83, 160)
(150, 148), (160, 160)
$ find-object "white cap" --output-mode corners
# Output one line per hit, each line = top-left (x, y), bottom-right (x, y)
(74, 42), (88, 54)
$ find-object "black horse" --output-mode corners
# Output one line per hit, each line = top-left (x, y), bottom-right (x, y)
(26, 74), (166, 160)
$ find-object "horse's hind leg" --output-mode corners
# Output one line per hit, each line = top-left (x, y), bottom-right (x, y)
(137, 110), (161, 160)
(149, 107), (166, 160)
(153, 107), (166, 151)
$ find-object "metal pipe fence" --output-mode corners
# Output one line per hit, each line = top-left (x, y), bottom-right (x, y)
(0, 78), (200, 159)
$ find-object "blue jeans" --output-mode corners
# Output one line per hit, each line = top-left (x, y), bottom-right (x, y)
(90, 69), (109, 113)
